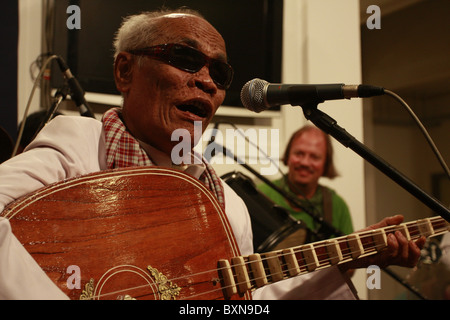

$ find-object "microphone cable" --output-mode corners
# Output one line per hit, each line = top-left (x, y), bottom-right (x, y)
(12, 54), (60, 157)
(384, 89), (450, 180)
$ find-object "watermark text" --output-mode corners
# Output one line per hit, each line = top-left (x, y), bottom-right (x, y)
(171, 121), (280, 176)
(366, 5), (381, 29)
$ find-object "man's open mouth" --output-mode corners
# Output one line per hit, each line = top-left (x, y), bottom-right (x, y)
(176, 101), (210, 118)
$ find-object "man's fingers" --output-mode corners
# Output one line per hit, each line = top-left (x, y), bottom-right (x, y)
(365, 214), (404, 231)
(396, 231), (409, 261)
(386, 233), (399, 257)
(385, 214), (404, 227)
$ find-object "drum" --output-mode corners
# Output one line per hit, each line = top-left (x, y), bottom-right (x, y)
(222, 171), (309, 253)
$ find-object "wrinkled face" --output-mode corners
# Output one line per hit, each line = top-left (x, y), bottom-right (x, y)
(286, 129), (327, 190)
(115, 14), (227, 156)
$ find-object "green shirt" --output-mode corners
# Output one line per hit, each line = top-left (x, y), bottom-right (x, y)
(257, 177), (354, 240)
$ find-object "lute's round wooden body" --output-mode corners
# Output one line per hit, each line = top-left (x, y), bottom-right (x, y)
(2, 167), (245, 300)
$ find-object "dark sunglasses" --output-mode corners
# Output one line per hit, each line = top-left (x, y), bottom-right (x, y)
(128, 43), (234, 89)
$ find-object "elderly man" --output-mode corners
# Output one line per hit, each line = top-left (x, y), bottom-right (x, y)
(0, 9), (424, 300)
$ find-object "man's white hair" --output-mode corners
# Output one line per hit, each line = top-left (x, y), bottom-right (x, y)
(113, 8), (204, 59)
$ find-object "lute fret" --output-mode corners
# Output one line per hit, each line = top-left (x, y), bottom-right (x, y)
(347, 234), (364, 258)
(324, 239), (343, 265)
(398, 224), (411, 240)
(262, 252), (284, 283)
(282, 248), (301, 275)
(230, 256), (251, 293)
(219, 216), (449, 299)
(217, 259), (237, 298)
(248, 254), (268, 288)
(371, 229), (388, 252)
(417, 218), (434, 237)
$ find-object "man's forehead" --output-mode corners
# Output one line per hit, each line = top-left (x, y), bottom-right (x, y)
(293, 131), (327, 148)
(153, 14), (227, 58)
(155, 14), (219, 37)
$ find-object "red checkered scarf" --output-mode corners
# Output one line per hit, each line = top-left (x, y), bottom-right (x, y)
(102, 107), (225, 210)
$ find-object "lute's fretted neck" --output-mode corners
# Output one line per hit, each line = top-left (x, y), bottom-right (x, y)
(218, 216), (449, 298)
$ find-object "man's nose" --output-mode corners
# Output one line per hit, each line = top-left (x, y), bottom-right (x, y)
(297, 154), (312, 166)
(193, 66), (217, 94)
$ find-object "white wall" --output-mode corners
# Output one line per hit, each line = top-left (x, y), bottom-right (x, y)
(17, 0), (44, 120)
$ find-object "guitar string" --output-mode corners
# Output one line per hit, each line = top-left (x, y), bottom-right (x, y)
(191, 218), (446, 299)
(223, 218), (447, 293)
(88, 218), (447, 299)
(183, 219), (449, 300)
(256, 217), (442, 271)
(141, 217), (447, 300)
(89, 219), (447, 300)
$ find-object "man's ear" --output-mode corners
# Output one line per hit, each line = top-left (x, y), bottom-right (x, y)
(114, 52), (134, 94)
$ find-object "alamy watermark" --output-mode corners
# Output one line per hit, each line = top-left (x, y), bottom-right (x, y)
(366, 5), (381, 30)
(366, 265), (381, 289)
(171, 121), (280, 176)
(66, 265), (81, 289)
(66, 5), (81, 30)
(67, 4), (382, 31)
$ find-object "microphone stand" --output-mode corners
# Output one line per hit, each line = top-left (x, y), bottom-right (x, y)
(300, 102), (447, 300)
(301, 103), (450, 222)
(214, 142), (344, 238)
(34, 87), (68, 138)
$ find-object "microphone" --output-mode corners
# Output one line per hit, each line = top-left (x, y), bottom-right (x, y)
(240, 78), (385, 112)
(56, 56), (95, 118)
